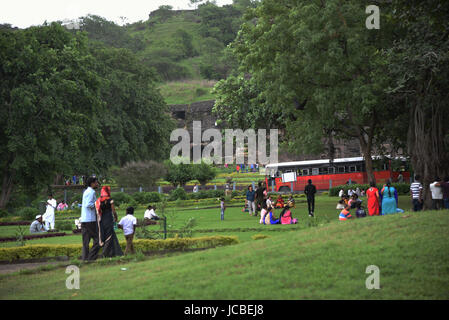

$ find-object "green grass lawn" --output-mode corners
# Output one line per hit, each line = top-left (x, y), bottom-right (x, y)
(1, 207), (448, 299)
(0, 196), (414, 247)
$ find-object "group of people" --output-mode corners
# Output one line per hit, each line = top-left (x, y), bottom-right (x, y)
(236, 163), (259, 173)
(239, 181), (298, 225)
(79, 177), (160, 261)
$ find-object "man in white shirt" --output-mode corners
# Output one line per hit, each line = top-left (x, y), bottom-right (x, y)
(43, 194), (57, 231)
(429, 177), (444, 210)
(193, 183), (198, 193)
(118, 207), (137, 255)
(144, 205), (160, 221)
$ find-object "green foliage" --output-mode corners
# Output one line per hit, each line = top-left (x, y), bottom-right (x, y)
(192, 162), (217, 186)
(111, 161), (167, 188)
(17, 207), (40, 221)
(0, 236), (239, 261)
(56, 221), (73, 231)
(169, 188), (188, 201)
(0, 209), (8, 218)
(252, 234), (270, 240)
(164, 160), (195, 187)
(132, 192), (162, 204)
(111, 192), (133, 206)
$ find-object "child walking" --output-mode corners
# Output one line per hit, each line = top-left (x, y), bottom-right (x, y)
(220, 197), (225, 221)
(118, 207), (137, 255)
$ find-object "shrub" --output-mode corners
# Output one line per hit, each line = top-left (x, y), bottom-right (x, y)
(57, 221), (73, 231)
(252, 234), (270, 240)
(0, 209), (8, 218)
(0, 236), (239, 261)
(132, 192), (162, 204)
(169, 187), (187, 201)
(111, 192), (133, 206)
(17, 207), (39, 221)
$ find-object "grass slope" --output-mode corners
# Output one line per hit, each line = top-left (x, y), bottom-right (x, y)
(1, 210), (448, 299)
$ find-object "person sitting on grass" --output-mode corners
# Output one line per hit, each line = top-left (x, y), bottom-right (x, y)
(118, 207), (137, 255)
(287, 194), (296, 208)
(275, 194), (284, 208)
(30, 215), (46, 234)
(264, 206), (280, 225)
(339, 204), (353, 221)
(355, 203), (367, 218)
(280, 205), (298, 224)
(349, 194), (362, 209)
(144, 205), (160, 221)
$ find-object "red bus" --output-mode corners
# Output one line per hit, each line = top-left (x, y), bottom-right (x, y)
(264, 156), (410, 192)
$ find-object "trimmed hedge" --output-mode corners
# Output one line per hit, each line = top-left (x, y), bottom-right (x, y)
(0, 236), (239, 262)
(329, 183), (411, 197)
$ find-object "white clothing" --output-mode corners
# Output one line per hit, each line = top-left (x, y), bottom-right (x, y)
(144, 209), (159, 220)
(119, 214), (137, 236)
(193, 185), (198, 193)
(430, 182), (443, 200)
(43, 198), (56, 230)
(266, 199), (273, 209)
(339, 190), (344, 197)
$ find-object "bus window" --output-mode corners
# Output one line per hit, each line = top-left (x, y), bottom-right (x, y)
(356, 165), (362, 172)
(302, 169), (309, 176)
(328, 167), (335, 174)
(312, 168), (319, 175)
(338, 166), (345, 173)
(319, 167), (328, 175)
(349, 166), (356, 172)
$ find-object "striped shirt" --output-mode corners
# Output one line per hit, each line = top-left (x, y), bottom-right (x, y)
(410, 182), (423, 199)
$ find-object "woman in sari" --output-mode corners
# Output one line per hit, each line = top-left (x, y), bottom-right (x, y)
(366, 181), (380, 216)
(381, 181), (398, 214)
(95, 186), (123, 258)
(280, 205), (297, 224)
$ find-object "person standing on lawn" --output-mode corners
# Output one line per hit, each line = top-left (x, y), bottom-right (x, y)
(255, 181), (266, 216)
(436, 176), (449, 209)
(43, 193), (57, 231)
(96, 185), (123, 258)
(118, 207), (137, 255)
(220, 197), (226, 221)
(366, 181), (380, 216)
(80, 176), (100, 261)
(410, 175), (423, 212)
(246, 185), (256, 216)
(304, 179), (317, 217)
(429, 177), (444, 210)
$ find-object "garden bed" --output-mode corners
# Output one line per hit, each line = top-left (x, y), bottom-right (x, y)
(0, 232), (66, 243)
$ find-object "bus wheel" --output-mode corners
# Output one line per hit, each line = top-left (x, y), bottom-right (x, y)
(279, 186), (290, 193)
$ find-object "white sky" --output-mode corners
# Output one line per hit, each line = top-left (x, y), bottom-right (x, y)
(1, 0), (234, 28)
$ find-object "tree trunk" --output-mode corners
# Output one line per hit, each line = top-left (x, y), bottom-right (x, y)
(356, 126), (376, 185)
(0, 167), (15, 209)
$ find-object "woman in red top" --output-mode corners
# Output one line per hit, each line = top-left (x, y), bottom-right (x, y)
(366, 181), (380, 216)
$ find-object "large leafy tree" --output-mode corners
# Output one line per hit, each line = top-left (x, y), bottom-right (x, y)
(88, 43), (175, 168)
(384, 0), (449, 207)
(0, 23), (104, 208)
(214, 0), (399, 183)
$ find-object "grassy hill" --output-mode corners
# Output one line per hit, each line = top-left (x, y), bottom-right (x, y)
(1, 208), (448, 299)
(77, 4), (247, 105)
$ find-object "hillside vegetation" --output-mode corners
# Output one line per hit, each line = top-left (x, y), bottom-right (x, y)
(76, 2), (254, 104)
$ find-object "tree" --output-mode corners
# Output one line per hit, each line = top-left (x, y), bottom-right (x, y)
(0, 23), (104, 208)
(192, 161), (217, 186)
(214, 0), (399, 183)
(111, 161), (166, 188)
(164, 159), (194, 187)
(384, 0), (449, 208)
(88, 43), (175, 168)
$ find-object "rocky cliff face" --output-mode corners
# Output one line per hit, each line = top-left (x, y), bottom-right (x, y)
(169, 100), (362, 162)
